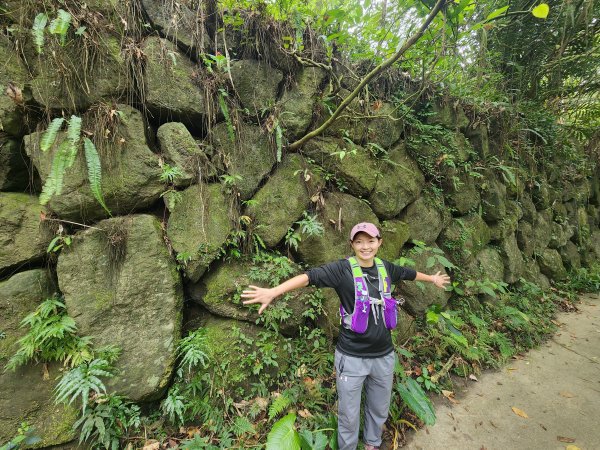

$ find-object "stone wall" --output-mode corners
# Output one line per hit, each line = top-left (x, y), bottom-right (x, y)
(0, 1), (599, 445)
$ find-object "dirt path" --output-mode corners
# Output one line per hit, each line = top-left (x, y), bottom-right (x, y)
(405, 293), (600, 450)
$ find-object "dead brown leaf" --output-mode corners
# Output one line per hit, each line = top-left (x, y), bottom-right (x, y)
(298, 408), (313, 418)
(142, 441), (160, 450)
(559, 391), (576, 398)
(469, 374), (479, 382)
(5, 82), (23, 105)
(441, 390), (458, 404)
(511, 406), (529, 418)
(557, 436), (576, 443)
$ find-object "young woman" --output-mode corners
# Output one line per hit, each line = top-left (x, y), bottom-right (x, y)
(242, 222), (450, 450)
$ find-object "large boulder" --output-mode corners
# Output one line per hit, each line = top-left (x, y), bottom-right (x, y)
(0, 193), (53, 272)
(471, 247), (505, 284)
(57, 214), (183, 402)
(321, 89), (369, 144)
(188, 256), (315, 335)
(246, 154), (319, 248)
(378, 220), (411, 261)
(302, 137), (378, 198)
(0, 270), (77, 447)
(548, 221), (574, 249)
(400, 195), (446, 244)
(489, 200), (522, 242)
(426, 100), (469, 130)
(296, 192), (379, 267)
(30, 34), (127, 110)
(519, 193), (537, 223)
(369, 143), (425, 219)
(279, 67), (327, 140)
(516, 220), (535, 258)
(532, 208), (553, 254)
(520, 257), (551, 291)
(211, 122), (276, 200)
(499, 233), (524, 284)
(0, 138), (29, 191)
(157, 122), (215, 186)
(25, 105), (163, 221)
(141, 0), (210, 55)
(362, 102), (403, 149)
(438, 214), (491, 265)
(531, 176), (551, 210)
(398, 244), (451, 316)
(464, 123), (489, 158)
(196, 315), (290, 395)
(537, 248), (568, 281)
(0, 37), (30, 136)
(442, 169), (481, 215)
(559, 240), (581, 270)
(166, 183), (233, 282)
(230, 59), (283, 116)
(143, 36), (206, 129)
(480, 173), (507, 223)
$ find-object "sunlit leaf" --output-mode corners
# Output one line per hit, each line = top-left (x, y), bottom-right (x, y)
(511, 406), (529, 418)
(531, 3), (549, 19)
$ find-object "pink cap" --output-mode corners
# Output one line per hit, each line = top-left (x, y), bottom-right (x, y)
(350, 222), (381, 241)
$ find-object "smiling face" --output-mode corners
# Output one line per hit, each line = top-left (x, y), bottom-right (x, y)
(350, 232), (383, 267)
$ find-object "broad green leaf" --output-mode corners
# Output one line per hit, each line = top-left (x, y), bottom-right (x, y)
(266, 414), (301, 450)
(531, 3), (549, 19)
(486, 5), (509, 21)
(396, 378), (436, 425)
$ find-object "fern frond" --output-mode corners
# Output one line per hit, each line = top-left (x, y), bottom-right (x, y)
(55, 358), (112, 412)
(268, 393), (292, 420)
(218, 90), (235, 142)
(40, 141), (69, 205)
(232, 416), (255, 437)
(65, 116), (81, 168)
(83, 138), (111, 215)
(48, 9), (72, 46)
(32, 13), (48, 54)
(40, 117), (65, 152)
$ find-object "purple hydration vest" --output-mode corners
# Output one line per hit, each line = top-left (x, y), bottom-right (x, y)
(340, 257), (403, 334)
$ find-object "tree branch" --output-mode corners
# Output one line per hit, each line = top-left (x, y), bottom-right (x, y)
(288, 0), (448, 151)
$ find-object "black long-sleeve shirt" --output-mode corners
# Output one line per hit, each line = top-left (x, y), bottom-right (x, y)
(306, 259), (416, 358)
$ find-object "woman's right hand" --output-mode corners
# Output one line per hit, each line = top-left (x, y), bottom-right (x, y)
(241, 285), (277, 314)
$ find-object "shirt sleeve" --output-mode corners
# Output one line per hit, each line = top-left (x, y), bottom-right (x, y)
(385, 260), (417, 283)
(306, 259), (348, 288)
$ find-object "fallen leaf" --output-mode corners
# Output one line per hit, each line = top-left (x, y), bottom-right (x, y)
(557, 436), (576, 443)
(559, 391), (575, 398)
(566, 446), (581, 450)
(5, 82), (23, 105)
(442, 390), (459, 404)
(469, 374), (479, 382)
(142, 441), (160, 450)
(511, 406), (529, 418)
(298, 408), (313, 418)
(507, 367), (517, 371)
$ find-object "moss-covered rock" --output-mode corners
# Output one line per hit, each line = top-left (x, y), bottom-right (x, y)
(464, 123), (489, 158)
(58, 214), (182, 402)
(141, 0), (210, 55)
(0, 138), (29, 191)
(438, 214), (491, 265)
(516, 220), (535, 258)
(392, 308), (418, 343)
(0, 37), (30, 137)
(279, 67), (327, 139)
(303, 137), (378, 198)
(400, 194), (446, 244)
(537, 248), (568, 281)
(167, 183), (233, 282)
(548, 221), (574, 249)
(426, 100), (469, 130)
(30, 34), (127, 110)
(559, 240), (581, 270)
(157, 122), (215, 186)
(531, 176), (551, 210)
(143, 37), (205, 128)
(398, 244), (451, 316)
(472, 247), (505, 284)
(378, 220), (411, 261)
(211, 122), (276, 200)
(362, 102), (403, 149)
(532, 208), (553, 254)
(369, 143), (425, 219)
(443, 169), (481, 215)
(519, 193), (537, 223)
(0, 193), (53, 272)
(571, 206), (591, 247)
(321, 89), (369, 144)
(230, 59), (283, 116)
(25, 104), (163, 221)
(489, 200), (522, 242)
(317, 288), (342, 339)
(499, 233), (524, 284)
(584, 229), (600, 265)
(188, 256), (317, 336)
(0, 270), (77, 448)
(246, 154), (318, 248)
(520, 257), (550, 291)
(198, 315), (290, 395)
(296, 192), (379, 267)
(481, 173), (507, 223)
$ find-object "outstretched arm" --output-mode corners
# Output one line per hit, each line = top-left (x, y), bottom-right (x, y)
(415, 271), (450, 289)
(241, 274), (309, 314)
